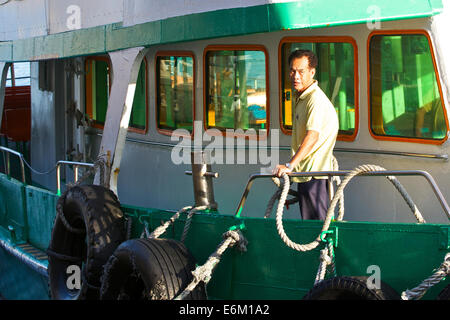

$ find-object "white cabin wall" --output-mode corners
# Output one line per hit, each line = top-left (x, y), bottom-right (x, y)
(0, 0), (299, 41)
(47, 0), (123, 34)
(0, 0), (47, 41)
(122, 0), (295, 27)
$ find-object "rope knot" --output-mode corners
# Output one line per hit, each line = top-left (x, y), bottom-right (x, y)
(223, 230), (248, 252)
(319, 248), (332, 265)
(191, 264), (213, 284)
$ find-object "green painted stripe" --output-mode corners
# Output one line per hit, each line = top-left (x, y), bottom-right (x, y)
(0, 0), (443, 62)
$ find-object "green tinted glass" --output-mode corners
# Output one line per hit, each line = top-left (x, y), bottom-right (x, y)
(130, 61), (147, 130)
(370, 34), (447, 140)
(86, 58), (147, 131)
(156, 55), (194, 132)
(206, 50), (267, 131)
(281, 42), (356, 136)
(89, 59), (109, 124)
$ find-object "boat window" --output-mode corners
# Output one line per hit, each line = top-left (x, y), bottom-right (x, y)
(85, 57), (148, 132)
(205, 46), (268, 134)
(85, 57), (110, 126)
(369, 32), (448, 142)
(5, 62), (31, 87)
(280, 38), (357, 140)
(156, 53), (194, 133)
(129, 58), (148, 133)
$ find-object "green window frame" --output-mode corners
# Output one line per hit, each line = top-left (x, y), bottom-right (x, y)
(204, 45), (269, 135)
(369, 31), (448, 143)
(85, 56), (148, 133)
(156, 52), (195, 134)
(280, 37), (358, 140)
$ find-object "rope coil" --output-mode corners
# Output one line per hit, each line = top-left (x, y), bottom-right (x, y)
(271, 164), (426, 253)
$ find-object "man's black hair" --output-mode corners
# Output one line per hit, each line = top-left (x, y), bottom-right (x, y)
(288, 49), (318, 69)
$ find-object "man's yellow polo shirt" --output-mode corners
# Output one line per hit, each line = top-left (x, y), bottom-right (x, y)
(291, 80), (339, 183)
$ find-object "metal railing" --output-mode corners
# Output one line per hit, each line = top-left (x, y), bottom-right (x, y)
(0, 146), (26, 183)
(0, 146), (95, 194)
(56, 160), (95, 195)
(234, 170), (450, 221)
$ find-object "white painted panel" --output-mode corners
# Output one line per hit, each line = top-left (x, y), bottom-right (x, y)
(0, 0), (47, 41)
(47, 0), (123, 34)
(122, 0), (296, 27)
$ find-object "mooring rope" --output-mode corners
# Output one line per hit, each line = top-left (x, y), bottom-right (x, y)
(272, 164), (426, 253)
(174, 230), (248, 300)
(148, 206), (193, 239)
(401, 252), (450, 300)
(141, 205), (208, 242)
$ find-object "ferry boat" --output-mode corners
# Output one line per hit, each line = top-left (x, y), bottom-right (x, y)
(0, 0), (449, 300)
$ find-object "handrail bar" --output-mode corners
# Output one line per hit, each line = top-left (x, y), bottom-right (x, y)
(0, 146), (25, 183)
(56, 160), (95, 195)
(234, 170), (450, 221)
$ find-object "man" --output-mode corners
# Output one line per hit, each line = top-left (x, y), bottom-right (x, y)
(273, 49), (339, 220)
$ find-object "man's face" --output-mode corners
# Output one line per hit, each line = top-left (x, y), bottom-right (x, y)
(289, 56), (316, 93)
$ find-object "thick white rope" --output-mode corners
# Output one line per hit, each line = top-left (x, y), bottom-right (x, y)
(174, 230), (248, 300)
(274, 164), (426, 253)
(401, 252), (450, 300)
(315, 247), (332, 284)
(314, 241), (337, 284)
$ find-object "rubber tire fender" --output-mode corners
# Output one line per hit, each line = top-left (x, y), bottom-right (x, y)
(100, 238), (207, 300)
(303, 276), (401, 300)
(48, 185), (125, 300)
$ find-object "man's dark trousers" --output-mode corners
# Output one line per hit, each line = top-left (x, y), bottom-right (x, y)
(297, 178), (329, 220)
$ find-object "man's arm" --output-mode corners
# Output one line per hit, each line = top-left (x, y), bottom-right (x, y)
(273, 130), (319, 177)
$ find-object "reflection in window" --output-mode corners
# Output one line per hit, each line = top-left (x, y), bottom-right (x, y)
(370, 34), (447, 140)
(281, 41), (356, 136)
(206, 49), (267, 132)
(156, 55), (194, 132)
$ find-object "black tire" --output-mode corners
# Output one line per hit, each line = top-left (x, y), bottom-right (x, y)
(100, 238), (207, 300)
(437, 284), (450, 300)
(48, 185), (125, 300)
(303, 276), (401, 300)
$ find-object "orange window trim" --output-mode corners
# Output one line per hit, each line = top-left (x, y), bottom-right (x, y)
(155, 51), (196, 139)
(367, 29), (449, 145)
(85, 56), (149, 134)
(203, 44), (270, 141)
(278, 36), (359, 142)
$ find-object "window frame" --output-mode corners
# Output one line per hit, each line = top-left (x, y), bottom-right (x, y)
(85, 56), (149, 134)
(203, 44), (270, 140)
(367, 29), (449, 145)
(155, 51), (196, 138)
(278, 36), (359, 142)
